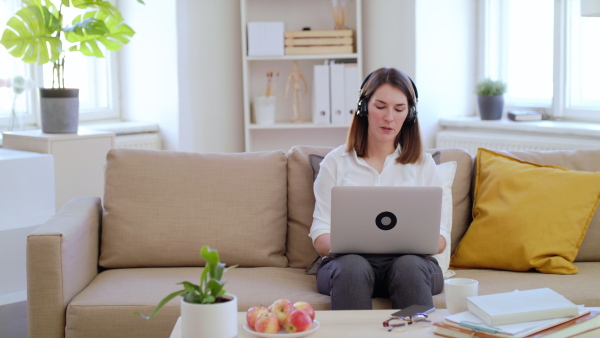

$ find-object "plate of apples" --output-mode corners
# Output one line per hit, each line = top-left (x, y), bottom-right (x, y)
(244, 299), (320, 337)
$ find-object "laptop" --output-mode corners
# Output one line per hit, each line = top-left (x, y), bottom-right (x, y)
(328, 186), (443, 256)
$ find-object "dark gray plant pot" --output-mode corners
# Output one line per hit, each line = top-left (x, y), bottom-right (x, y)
(40, 88), (79, 133)
(477, 95), (504, 120)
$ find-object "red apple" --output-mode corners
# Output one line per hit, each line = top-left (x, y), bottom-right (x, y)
(293, 301), (315, 320)
(268, 298), (294, 326)
(246, 305), (269, 330)
(284, 309), (312, 333)
(254, 312), (280, 334)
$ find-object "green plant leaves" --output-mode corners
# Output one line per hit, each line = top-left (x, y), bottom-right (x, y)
(0, 6), (61, 64)
(132, 246), (238, 319)
(476, 78), (507, 96)
(132, 289), (185, 320)
(65, 9), (135, 57)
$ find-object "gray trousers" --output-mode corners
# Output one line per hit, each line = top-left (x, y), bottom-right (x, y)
(316, 254), (444, 310)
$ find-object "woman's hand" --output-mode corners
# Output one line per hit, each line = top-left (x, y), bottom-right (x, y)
(314, 233), (331, 257)
(438, 235), (446, 254)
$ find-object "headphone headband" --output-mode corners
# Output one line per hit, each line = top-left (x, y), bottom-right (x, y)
(359, 72), (419, 101)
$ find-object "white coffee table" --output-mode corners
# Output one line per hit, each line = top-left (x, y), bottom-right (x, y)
(170, 309), (450, 337)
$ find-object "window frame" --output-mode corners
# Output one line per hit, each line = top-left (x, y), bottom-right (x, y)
(1, 0), (122, 130)
(480, 0), (600, 123)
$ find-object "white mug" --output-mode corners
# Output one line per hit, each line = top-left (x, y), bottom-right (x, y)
(444, 278), (479, 314)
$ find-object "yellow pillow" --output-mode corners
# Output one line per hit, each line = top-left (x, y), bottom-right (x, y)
(450, 148), (600, 274)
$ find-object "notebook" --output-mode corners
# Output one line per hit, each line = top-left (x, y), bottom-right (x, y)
(328, 186), (443, 256)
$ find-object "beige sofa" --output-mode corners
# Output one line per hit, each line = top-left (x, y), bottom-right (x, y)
(27, 146), (600, 338)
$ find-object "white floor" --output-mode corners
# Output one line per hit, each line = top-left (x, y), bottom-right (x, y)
(0, 301), (27, 338)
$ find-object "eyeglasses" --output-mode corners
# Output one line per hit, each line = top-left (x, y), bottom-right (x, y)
(382, 313), (432, 332)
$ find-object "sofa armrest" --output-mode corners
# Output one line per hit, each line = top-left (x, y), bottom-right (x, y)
(27, 197), (102, 338)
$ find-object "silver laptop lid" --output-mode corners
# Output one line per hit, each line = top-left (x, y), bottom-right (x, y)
(329, 186), (442, 256)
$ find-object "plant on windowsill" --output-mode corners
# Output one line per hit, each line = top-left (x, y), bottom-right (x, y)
(0, 0), (144, 133)
(475, 78), (507, 120)
(133, 246), (239, 338)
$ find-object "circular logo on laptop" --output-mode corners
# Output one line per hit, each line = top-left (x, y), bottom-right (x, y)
(375, 211), (397, 230)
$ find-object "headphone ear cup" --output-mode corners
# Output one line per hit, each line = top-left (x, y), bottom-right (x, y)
(357, 97), (368, 117)
(408, 106), (417, 124)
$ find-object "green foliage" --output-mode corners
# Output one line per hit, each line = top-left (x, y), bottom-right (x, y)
(475, 78), (507, 96)
(132, 246), (237, 320)
(0, 0), (144, 88)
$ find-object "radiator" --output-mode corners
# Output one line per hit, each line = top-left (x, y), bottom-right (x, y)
(436, 130), (600, 156)
(114, 133), (161, 150)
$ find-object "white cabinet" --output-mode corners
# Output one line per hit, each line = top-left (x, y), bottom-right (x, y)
(0, 149), (55, 305)
(3, 129), (114, 210)
(241, 0), (363, 152)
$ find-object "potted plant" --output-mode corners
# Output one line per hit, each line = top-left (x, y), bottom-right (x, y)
(134, 246), (239, 338)
(475, 78), (507, 120)
(0, 0), (144, 133)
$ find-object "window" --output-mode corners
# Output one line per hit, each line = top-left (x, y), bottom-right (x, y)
(0, 0), (33, 129)
(481, 0), (600, 122)
(0, 0), (120, 130)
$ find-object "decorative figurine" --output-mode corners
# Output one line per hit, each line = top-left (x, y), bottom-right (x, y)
(285, 61), (309, 123)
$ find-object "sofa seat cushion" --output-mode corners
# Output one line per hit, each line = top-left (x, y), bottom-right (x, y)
(100, 149), (289, 268)
(66, 267), (330, 338)
(433, 263), (600, 308)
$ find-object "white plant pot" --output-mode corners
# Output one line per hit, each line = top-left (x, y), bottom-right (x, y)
(180, 295), (238, 338)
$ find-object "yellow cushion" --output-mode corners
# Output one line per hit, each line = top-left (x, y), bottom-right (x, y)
(450, 148), (600, 274)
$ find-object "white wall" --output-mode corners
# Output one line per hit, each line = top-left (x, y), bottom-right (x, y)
(175, 1), (244, 153)
(118, 1), (180, 150)
(120, 0), (476, 152)
(416, 0), (477, 147)
(362, 0), (416, 77)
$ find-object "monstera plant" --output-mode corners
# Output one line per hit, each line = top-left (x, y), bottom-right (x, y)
(0, 0), (144, 132)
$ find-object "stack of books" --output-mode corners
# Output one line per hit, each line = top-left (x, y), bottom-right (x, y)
(434, 288), (600, 338)
(507, 110), (543, 121)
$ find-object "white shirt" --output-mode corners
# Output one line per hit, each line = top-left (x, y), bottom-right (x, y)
(309, 145), (451, 256)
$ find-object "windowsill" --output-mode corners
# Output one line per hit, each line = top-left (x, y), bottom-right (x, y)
(439, 116), (600, 140)
(81, 121), (159, 135)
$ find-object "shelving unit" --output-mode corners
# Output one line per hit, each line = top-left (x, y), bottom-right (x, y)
(241, 0), (363, 152)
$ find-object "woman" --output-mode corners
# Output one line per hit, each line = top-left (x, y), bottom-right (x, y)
(309, 67), (449, 310)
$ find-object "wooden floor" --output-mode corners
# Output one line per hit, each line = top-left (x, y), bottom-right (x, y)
(0, 301), (27, 338)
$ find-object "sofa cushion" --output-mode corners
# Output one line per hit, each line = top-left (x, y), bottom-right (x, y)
(450, 148), (600, 274)
(285, 146), (473, 269)
(100, 149), (288, 268)
(431, 148), (474, 255)
(499, 148), (600, 262)
(435, 263), (600, 308)
(287, 146), (335, 269)
(66, 267), (331, 337)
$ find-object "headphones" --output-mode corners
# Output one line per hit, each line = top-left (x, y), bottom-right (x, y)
(356, 71), (419, 125)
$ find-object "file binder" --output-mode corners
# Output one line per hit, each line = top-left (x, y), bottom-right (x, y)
(312, 64), (330, 124)
(344, 63), (359, 124)
(330, 62), (345, 125)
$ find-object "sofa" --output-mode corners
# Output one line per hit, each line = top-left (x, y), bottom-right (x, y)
(26, 145), (600, 338)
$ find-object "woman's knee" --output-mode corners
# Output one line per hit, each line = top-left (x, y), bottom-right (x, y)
(333, 254), (374, 280)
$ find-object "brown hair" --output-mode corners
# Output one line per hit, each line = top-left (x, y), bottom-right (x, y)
(345, 67), (423, 164)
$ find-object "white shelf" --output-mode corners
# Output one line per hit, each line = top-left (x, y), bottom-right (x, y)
(248, 123), (350, 130)
(246, 54), (359, 61)
(241, 0), (362, 152)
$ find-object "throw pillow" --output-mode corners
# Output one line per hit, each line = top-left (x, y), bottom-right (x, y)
(432, 160), (457, 279)
(450, 148), (600, 274)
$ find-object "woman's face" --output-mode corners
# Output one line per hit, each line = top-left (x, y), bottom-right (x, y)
(366, 83), (409, 148)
